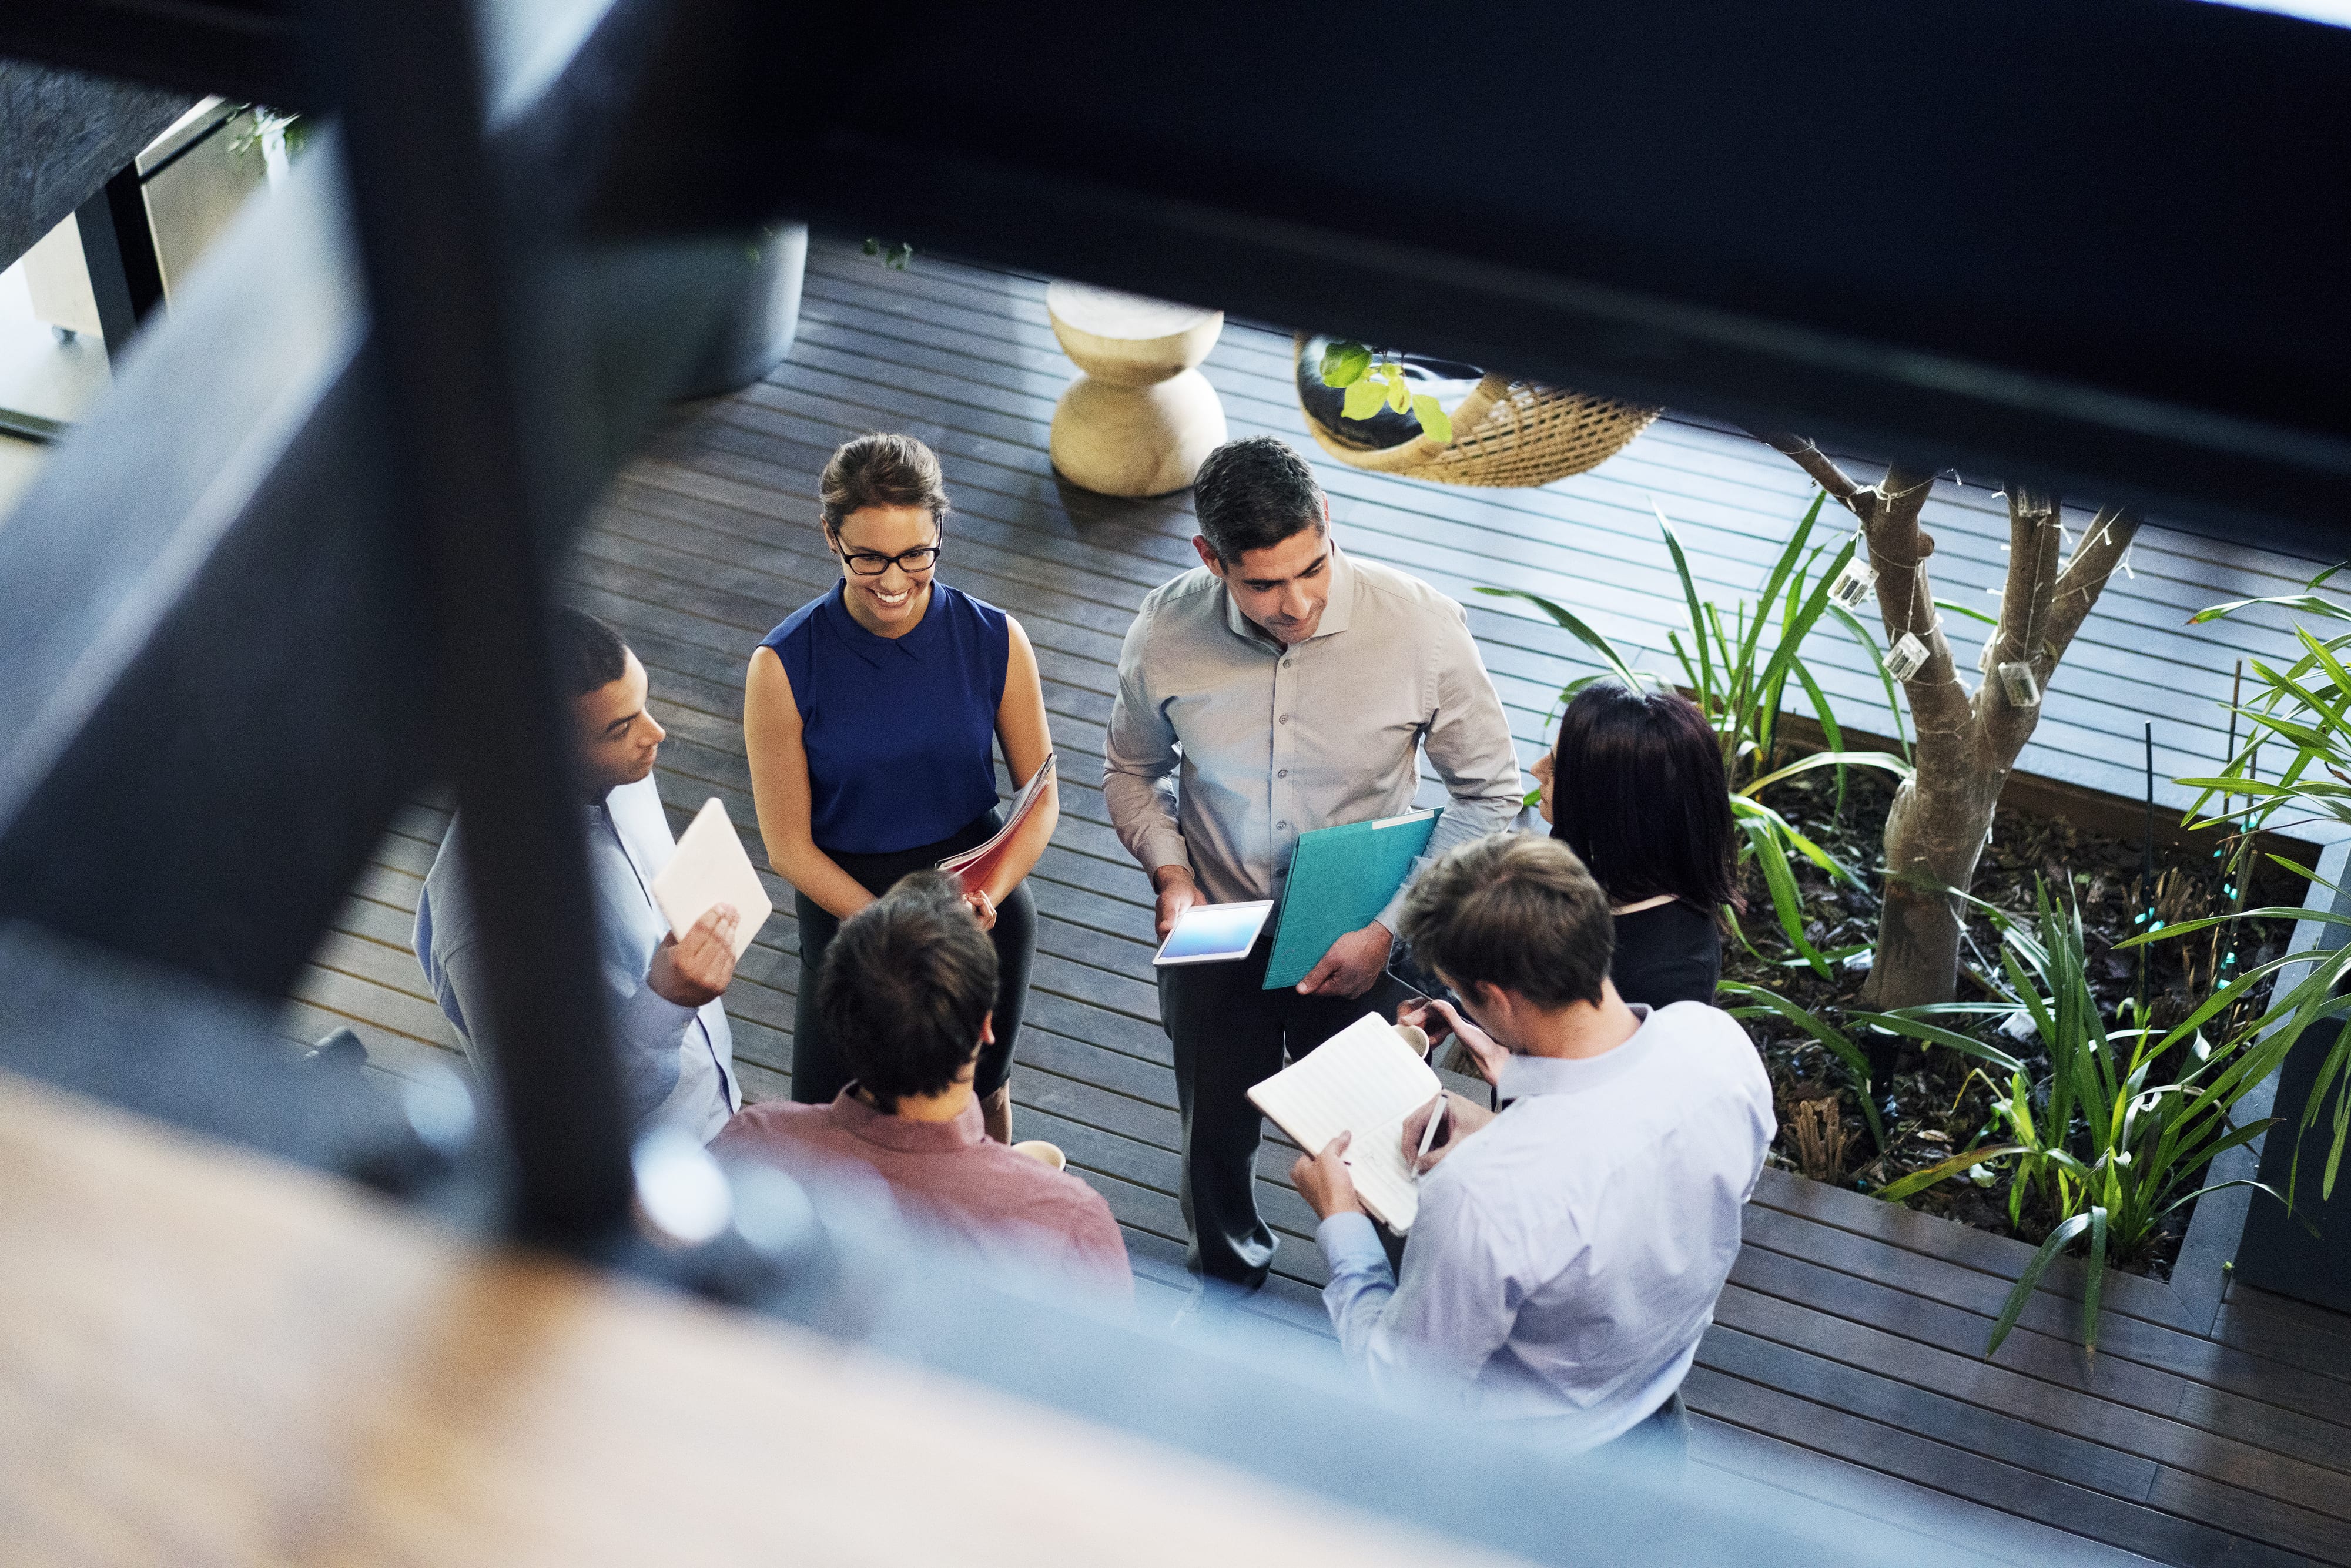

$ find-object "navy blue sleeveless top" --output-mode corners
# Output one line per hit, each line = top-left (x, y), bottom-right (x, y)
(759, 580), (1010, 855)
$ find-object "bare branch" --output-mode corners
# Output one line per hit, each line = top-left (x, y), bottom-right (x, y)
(2043, 505), (2142, 664)
(1751, 431), (1873, 521)
(1994, 488), (2063, 669)
(1860, 465), (1972, 751)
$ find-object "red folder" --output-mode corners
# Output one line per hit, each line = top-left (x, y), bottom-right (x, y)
(937, 752), (1057, 894)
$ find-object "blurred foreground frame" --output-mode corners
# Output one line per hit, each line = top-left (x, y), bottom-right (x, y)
(0, 0), (2345, 1560)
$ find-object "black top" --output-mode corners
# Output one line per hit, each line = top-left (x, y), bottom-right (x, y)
(1610, 900), (1720, 1009)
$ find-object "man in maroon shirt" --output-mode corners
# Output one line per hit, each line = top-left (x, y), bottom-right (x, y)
(715, 872), (1131, 1299)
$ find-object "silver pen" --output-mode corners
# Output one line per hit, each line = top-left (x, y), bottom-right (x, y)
(1414, 1094), (1449, 1168)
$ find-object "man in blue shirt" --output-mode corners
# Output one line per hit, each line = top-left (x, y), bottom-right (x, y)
(1293, 833), (1772, 1450)
(414, 609), (742, 1141)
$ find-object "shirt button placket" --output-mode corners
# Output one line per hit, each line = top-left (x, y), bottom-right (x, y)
(1272, 648), (1296, 880)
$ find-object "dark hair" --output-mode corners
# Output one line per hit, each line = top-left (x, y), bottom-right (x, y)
(815, 870), (997, 1111)
(820, 433), (950, 536)
(1549, 682), (1742, 914)
(1399, 833), (1615, 1009)
(552, 608), (628, 697)
(1191, 435), (1324, 563)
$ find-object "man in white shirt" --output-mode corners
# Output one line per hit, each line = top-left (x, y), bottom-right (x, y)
(1293, 833), (1773, 1452)
(415, 609), (743, 1141)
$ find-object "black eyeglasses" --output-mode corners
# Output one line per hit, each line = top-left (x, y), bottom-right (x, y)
(837, 542), (943, 577)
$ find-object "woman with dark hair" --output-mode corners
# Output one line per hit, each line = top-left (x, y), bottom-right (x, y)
(1530, 682), (1740, 1008)
(744, 433), (1058, 1144)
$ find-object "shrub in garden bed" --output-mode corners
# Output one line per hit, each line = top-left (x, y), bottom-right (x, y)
(1488, 483), (2322, 1349)
(1721, 762), (2298, 1304)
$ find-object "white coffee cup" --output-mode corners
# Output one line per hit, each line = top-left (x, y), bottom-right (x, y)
(1013, 1138), (1067, 1172)
(1393, 1023), (1431, 1058)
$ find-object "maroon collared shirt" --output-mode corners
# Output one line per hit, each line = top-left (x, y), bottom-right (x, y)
(715, 1090), (1131, 1299)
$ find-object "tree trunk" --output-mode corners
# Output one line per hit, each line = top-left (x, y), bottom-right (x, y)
(1751, 434), (2144, 1010)
(1862, 758), (2008, 1008)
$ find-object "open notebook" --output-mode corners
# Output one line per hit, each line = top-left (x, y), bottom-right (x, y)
(1248, 1011), (1442, 1232)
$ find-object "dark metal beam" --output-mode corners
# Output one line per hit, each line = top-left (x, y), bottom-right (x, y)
(313, 0), (635, 1241)
(74, 163), (165, 352)
(592, 0), (2351, 552)
(0, 0), (745, 1240)
(0, 59), (189, 275)
(0, 2), (310, 112)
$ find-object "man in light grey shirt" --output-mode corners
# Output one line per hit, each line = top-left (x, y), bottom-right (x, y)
(415, 609), (743, 1143)
(1294, 834), (1773, 1450)
(1104, 436), (1521, 1286)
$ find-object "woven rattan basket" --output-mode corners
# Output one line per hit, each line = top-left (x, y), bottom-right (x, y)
(1293, 333), (1659, 488)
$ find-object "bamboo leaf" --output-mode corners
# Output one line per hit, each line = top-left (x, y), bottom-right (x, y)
(1475, 588), (1647, 693)
(1848, 1011), (2027, 1076)
(1988, 1211), (2094, 1355)
(1874, 1144), (2031, 1204)
(1745, 749), (1914, 793)
(1719, 981), (1886, 1150)
(1655, 507), (1713, 708)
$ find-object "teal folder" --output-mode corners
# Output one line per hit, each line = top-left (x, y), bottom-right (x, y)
(1262, 809), (1442, 990)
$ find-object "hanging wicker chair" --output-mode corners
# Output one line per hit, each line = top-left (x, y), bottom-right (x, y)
(1292, 333), (1660, 488)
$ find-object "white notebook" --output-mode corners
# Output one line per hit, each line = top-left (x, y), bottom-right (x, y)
(1248, 1011), (1443, 1232)
(650, 797), (773, 960)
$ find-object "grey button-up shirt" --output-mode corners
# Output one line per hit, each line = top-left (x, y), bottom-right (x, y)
(1104, 544), (1522, 930)
(415, 772), (740, 1143)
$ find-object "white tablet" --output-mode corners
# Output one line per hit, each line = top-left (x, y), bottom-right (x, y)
(1152, 900), (1276, 966)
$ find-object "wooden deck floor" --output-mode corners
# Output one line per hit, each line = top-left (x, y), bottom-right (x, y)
(284, 237), (2351, 1566)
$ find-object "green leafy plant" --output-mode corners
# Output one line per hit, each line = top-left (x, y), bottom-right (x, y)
(1317, 341), (1454, 445)
(1870, 880), (2289, 1353)
(862, 237), (914, 270)
(1478, 492), (1912, 979)
(2155, 561), (2351, 1200)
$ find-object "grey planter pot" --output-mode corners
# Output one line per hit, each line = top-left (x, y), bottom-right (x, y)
(676, 222), (807, 399)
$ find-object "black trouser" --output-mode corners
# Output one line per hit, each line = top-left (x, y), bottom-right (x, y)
(1159, 931), (1406, 1285)
(790, 809), (1034, 1106)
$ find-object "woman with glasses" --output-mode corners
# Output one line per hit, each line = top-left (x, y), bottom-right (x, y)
(745, 433), (1058, 1143)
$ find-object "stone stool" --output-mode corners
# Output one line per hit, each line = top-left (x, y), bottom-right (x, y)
(1045, 282), (1227, 497)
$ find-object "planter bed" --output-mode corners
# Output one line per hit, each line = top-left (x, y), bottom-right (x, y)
(1726, 758), (2315, 1285)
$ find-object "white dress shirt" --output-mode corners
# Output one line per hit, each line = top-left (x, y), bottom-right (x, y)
(415, 772), (740, 1142)
(1317, 1002), (1774, 1446)
(1103, 543), (1523, 929)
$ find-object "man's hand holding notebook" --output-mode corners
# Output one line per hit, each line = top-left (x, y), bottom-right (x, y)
(1249, 1011), (1443, 1231)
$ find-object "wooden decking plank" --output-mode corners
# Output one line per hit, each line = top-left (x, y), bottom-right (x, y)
(1684, 1418), (2168, 1568)
(2206, 1294), (2351, 1385)
(1681, 1365), (2312, 1568)
(1729, 1235), (2351, 1476)
(1713, 1282), (2351, 1529)
(1740, 1204), (2343, 1425)
(1699, 1323), (2161, 1505)
(1750, 1165), (2209, 1334)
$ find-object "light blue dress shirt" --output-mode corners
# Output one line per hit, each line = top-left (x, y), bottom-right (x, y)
(414, 773), (739, 1142)
(1317, 1002), (1773, 1446)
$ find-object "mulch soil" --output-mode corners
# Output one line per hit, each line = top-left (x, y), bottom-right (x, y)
(1727, 766), (2303, 1279)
